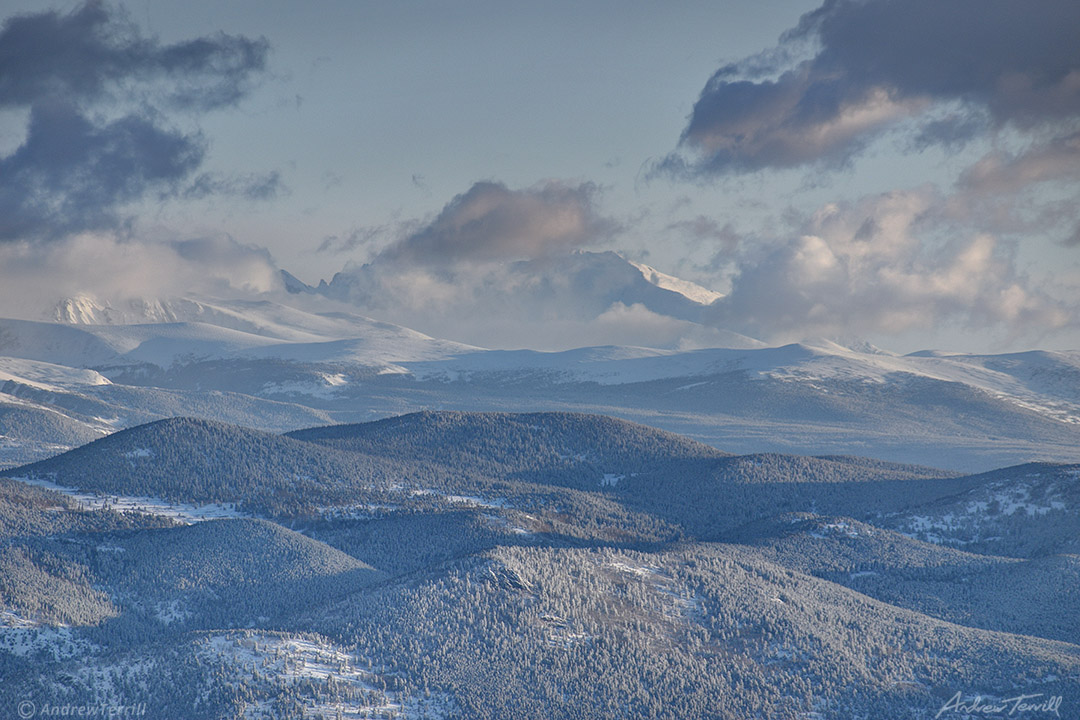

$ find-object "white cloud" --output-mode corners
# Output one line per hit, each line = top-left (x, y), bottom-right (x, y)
(706, 188), (1071, 342)
(0, 232), (281, 320)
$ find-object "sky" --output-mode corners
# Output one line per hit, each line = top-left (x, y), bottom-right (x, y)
(0, 0), (1078, 353)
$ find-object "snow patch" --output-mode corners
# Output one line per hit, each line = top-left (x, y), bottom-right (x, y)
(897, 475), (1069, 545)
(408, 488), (511, 510)
(606, 561), (660, 578)
(154, 600), (191, 625)
(316, 502), (401, 520)
(259, 374), (350, 399)
(600, 473), (624, 487)
(11, 476), (249, 524)
(200, 632), (455, 719)
(0, 624), (96, 660)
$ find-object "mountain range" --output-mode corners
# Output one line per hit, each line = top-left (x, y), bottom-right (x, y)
(1, 254), (1078, 472)
(1, 410), (1077, 719)
(0, 253), (1078, 717)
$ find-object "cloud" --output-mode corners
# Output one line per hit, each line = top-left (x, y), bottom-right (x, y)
(318, 179), (611, 262)
(0, 0), (268, 111)
(310, 177), (744, 350)
(0, 1), (272, 242)
(942, 131), (1080, 245)
(319, 176), (1074, 350)
(315, 181), (703, 349)
(705, 189), (1071, 342)
(0, 99), (204, 240)
(323, 256), (743, 351)
(376, 180), (618, 266)
(317, 225), (395, 254)
(667, 70), (924, 175)
(907, 112), (990, 153)
(667, 0), (1080, 175)
(183, 170), (285, 202)
(0, 233), (282, 320)
(666, 215), (742, 257)
(168, 235), (281, 293)
(957, 132), (1080, 196)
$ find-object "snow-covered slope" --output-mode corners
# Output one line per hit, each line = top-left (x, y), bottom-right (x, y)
(405, 339), (1080, 423)
(0, 357), (111, 392)
(4, 296), (477, 371)
(406, 341), (824, 385)
(628, 260), (724, 306)
(2, 289), (1080, 472)
(883, 462), (1080, 556)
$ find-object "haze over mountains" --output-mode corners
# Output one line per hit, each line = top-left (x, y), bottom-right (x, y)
(299, 250), (755, 351)
(1, 254), (1077, 473)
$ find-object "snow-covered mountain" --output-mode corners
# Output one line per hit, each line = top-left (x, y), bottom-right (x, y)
(17, 294), (478, 369)
(627, 259), (724, 306)
(302, 250), (755, 351)
(1, 266), (1078, 472)
(33, 292), (1080, 429)
(314, 250), (723, 321)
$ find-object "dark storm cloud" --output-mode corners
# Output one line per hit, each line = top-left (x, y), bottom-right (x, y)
(317, 225), (389, 254)
(377, 181), (618, 266)
(0, 0), (268, 111)
(0, 99), (204, 240)
(0, 1), (271, 241)
(183, 170), (285, 202)
(668, 0), (1080, 175)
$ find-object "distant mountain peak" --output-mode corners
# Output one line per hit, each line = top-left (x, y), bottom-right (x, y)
(626, 259), (724, 306)
(281, 270), (315, 295)
(52, 294), (190, 326)
(52, 294), (111, 324)
(800, 336), (896, 356)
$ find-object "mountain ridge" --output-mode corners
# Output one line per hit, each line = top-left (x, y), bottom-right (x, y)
(2, 411), (1077, 719)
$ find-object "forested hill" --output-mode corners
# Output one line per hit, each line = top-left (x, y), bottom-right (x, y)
(1, 413), (1077, 718)
(9, 416), (412, 516)
(8, 412), (957, 528)
(287, 410), (731, 490)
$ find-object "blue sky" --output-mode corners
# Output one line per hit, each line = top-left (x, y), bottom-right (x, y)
(123, 0), (815, 274)
(0, 0), (1077, 353)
